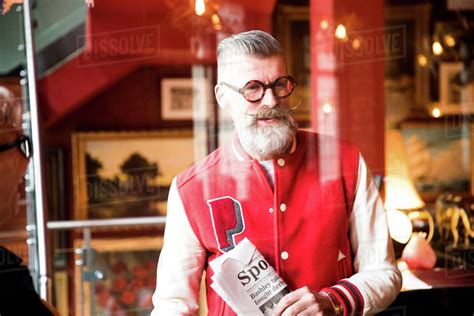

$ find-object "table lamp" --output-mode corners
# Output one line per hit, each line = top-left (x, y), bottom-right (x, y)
(384, 129), (436, 269)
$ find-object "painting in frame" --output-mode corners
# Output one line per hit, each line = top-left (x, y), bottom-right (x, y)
(72, 130), (194, 220)
(74, 236), (163, 316)
(401, 121), (471, 201)
(274, 5), (311, 126)
(160, 77), (210, 120)
(384, 4), (431, 128)
(439, 62), (474, 115)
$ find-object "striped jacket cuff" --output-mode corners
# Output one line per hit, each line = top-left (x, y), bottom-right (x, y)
(321, 280), (364, 316)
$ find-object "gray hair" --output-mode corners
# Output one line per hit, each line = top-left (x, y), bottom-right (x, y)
(217, 30), (284, 66)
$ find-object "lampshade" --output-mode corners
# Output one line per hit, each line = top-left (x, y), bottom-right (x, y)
(384, 129), (425, 210)
(384, 176), (425, 210)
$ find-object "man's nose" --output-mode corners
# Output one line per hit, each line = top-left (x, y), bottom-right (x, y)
(261, 87), (278, 108)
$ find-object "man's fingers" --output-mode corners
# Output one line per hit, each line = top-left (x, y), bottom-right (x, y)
(272, 292), (299, 315)
(273, 287), (315, 316)
(281, 294), (318, 316)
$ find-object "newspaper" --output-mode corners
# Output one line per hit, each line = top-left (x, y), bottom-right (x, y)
(209, 238), (291, 315)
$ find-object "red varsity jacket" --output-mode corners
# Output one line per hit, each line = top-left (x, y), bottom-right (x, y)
(176, 130), (362, 315)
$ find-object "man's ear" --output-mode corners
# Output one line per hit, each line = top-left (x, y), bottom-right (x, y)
(214, 84), (227, 109)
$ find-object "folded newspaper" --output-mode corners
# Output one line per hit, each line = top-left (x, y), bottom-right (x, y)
(210, 238), (291, 315)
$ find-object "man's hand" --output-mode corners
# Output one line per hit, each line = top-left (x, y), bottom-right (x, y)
(272, 287), (336, 316)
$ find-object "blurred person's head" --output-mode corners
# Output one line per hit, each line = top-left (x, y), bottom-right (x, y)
(214, 30), (297, 161)
(0, 86), (30, 225)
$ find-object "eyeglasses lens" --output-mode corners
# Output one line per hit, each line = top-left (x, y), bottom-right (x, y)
(242, 82), (263, 102)
(274, 77), (293, 98)
(242, 77), (294, 102)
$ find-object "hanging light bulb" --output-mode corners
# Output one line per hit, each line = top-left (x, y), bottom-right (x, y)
(432, 41), (443, 56)
(335, 24), (347, 40)
(195, 0), (205, 16)
(432, 107), (441, 118)
(444, 34), (456, 47)
(320, 19), (329, 30)
(322, 102), (333, 114)
(211, 13), (222, 30)
(352, 38), (361, 50)
(211, 13), (220, 25)
(417, 54), (428, 67)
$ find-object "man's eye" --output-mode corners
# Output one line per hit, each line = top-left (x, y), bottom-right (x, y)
(276, 82), (287, 89)
(245, 83), (261, 91)
(276, 79), (290, 89)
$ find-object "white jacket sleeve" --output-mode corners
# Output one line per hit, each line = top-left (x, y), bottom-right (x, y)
(151, 177), (207, 316)
(321, 154), (402, 315)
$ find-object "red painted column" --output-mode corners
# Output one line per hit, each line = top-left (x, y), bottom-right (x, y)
(310, 0), (385, 175)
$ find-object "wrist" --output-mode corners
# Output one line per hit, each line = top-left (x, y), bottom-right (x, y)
(320, 291), (344, 316)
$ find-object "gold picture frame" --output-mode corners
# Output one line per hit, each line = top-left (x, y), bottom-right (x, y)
(72, 130), (194, 221)
(73, 236), (163, 316)
(439, 62), (474, 115)
(161, 77), (210, 120)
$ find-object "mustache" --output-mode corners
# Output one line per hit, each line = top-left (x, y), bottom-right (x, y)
(244, 100), (302, 118)
(245, 106), (291, 124)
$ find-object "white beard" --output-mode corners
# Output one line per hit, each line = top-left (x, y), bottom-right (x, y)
(234, 105), (298, 160)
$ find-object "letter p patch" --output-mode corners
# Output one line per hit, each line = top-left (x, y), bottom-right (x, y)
(207, 196), (245, 253)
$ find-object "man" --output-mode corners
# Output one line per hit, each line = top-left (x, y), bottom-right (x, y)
(0, 85), (55, 316)
(152, 30), (401, 316)
(0, 86), (29, 225)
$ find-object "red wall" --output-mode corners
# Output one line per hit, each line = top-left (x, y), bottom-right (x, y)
(39, 0), (276, 128)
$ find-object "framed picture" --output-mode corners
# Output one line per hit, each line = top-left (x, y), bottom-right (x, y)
(384, 4), (431, 128)
(401, 121), (471, 201)
(274, 5), (311, 126)
(74, 236), (163, 316)
(72, 130), (194, 220)
(439, 62), (474, 115)
(161, 78), (210, 120)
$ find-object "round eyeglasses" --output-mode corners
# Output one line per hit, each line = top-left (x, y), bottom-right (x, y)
(0, 135), (33, 159)
(221, 75), (296, 103)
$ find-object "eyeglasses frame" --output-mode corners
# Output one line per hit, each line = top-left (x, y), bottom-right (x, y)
(220, 75), (296, 103)
(0, 135), (33, 159)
